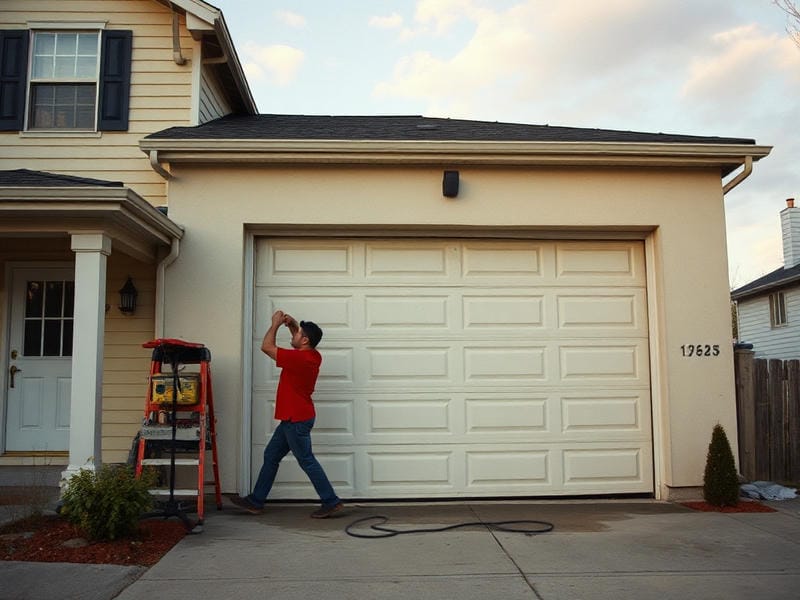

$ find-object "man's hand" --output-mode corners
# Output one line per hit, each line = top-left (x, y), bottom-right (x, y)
(283, 313), (299, 334)
(261, 310), (284, 360)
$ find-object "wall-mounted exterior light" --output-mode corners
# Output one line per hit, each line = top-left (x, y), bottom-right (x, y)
(119, 276), (138, 314)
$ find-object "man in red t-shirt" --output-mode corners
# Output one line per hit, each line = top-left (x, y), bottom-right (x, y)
(231, 310), (343, 518)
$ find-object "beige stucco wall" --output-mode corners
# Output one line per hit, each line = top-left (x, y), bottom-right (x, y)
(161, 163), (738, 498)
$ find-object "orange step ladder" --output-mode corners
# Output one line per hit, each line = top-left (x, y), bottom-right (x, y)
(135, 339), (222, 532)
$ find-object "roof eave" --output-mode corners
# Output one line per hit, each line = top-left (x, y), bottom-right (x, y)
(139, 139), (771, 170)
(731, 273), (800, 300)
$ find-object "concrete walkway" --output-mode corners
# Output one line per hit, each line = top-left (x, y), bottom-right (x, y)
(3, 498), (800, 600)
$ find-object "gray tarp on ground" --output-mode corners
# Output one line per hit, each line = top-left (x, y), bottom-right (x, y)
(741, 481), (798, 500)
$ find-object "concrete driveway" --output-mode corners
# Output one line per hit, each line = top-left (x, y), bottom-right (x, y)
(106, 498), (800, 600)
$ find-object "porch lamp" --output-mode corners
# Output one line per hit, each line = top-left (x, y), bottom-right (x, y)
(118, 276), (138, 314)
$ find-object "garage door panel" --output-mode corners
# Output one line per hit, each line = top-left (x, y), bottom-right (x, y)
(561, 393), (648, 434)
(262, 240), (355, 279)
(369, 451), (453, 488)
(253, 238), (653, 498)
(557, 291), (646, 331)
(369, 399), (451, 433)
(462, 244), (543, 278)
(365, 295), (450, 328)
(555, 243), (643, 282)
(467, 451), (550, 487)
(464, 346), (547, 381)
(559, 341), (649, 382)
(563, 446), (650, 488)
(368, 346), (453, 380)
(367, 244), (452, 278)
(463, 295), (544, 328)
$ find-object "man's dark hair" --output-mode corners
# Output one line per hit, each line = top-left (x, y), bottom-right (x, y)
(300, 320), (323, 348)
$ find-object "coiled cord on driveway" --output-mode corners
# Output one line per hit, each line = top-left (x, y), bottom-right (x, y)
(344, 515), (554, 539)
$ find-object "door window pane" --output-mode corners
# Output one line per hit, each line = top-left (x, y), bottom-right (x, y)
(24, 321), (42, 356)
(22, 279), (74, 357)
(62, 320), (74, 357)
(43, 320), (62, 356)
(45, 281), (64, 317)
(25, 281), (44, 318)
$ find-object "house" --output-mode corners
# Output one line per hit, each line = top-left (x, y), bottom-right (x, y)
(1, 1), (772, 502)
(732, 199), (800, 359)
(0, 0), (255, 485)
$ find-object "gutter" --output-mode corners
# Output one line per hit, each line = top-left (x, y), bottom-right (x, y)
(155, 237), (181, 338)
(722, 155), (753, 195)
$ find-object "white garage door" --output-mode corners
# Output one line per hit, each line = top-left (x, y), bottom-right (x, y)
(251, 238), (653, 498)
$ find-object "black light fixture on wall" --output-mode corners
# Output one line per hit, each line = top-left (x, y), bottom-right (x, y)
(443, 170), (459, 198)
(118, 276), (138, 314)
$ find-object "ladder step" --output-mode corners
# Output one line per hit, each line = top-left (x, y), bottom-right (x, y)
(141, 458), (199, 466)
(148, 488), (199, 496)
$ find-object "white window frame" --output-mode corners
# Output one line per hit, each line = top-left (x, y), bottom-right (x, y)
(24, 21), (106, 132)
(769, 291), (787, 328)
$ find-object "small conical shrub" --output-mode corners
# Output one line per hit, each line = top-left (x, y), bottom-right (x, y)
(703, 424), (740, 507)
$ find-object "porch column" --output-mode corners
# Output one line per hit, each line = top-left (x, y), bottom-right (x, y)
(61, 233), (111, 486)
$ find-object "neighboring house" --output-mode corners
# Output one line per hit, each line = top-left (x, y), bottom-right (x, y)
(732, 199), (800, 359)
(0, 1), (773, 502)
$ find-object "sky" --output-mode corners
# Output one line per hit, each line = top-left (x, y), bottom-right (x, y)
(214, 0), (800, 289)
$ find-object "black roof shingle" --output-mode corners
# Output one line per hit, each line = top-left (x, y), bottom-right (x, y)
(731, 263), (800, 300)
(145, 114), (757, 144)
(0, 169), (123, 188)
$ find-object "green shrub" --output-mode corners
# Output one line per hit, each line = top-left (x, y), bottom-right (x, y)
(703, 424), (740, 507)
(61, 465), (156, 541)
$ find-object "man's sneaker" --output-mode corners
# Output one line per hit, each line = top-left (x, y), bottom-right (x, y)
(310, 501), (344, 519)
(230, 495), (263, 514)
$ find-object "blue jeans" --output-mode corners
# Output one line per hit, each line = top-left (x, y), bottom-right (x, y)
(249, 419), (340, 508)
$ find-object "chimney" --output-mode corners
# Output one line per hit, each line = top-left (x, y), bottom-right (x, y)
(781, 198), (800, 269)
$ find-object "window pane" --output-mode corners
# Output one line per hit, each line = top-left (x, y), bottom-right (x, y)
(55, 33), (77, 56)
(64, 281), (75, 317)
(55, 55), (76, 78)
(31, 84), (96, 129)
(32, 55), (54, 79)
(76, 56), (96, 78)
(45, 281), (64, 317)
(62, 319), (74, 357)
(25, 281), (44, 318)
(24, 320), (42, 357)
(77, 33), (98, 55)
(43, 320), (61, 356)
(33, 32), (55, 55)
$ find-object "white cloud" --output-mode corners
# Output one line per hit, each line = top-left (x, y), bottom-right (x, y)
(276, 10), (306, 28)
(242, 42), (305, 87)
(369, 13), (404, 30)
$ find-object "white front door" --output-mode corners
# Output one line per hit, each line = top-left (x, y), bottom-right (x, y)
(5, 266), (74, 452)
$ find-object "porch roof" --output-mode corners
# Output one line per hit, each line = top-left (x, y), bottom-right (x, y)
(0, 169), (183, 263)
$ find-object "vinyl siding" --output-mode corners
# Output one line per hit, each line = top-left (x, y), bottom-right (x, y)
(0, 0), (197, 208)
(103, 254), (156, 463)
(736, 285), (800, 359)
(199, 65), (231, 123)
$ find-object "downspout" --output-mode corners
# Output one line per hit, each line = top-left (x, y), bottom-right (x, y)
(722, 155), (753, 195)
(171, 5), (187, 66)
(155, 237), (180, 338)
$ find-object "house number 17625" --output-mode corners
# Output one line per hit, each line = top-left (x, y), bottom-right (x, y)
(681, 344), (720, 357)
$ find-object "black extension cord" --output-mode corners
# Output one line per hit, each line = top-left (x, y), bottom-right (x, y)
(344, 515), (554, 539)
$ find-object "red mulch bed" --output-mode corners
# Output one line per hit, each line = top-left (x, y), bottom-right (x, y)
(681, 500), (776, 513)
(1, 514), (187, 566)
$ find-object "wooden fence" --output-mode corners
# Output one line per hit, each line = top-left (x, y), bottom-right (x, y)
(734, 349), (800, 483)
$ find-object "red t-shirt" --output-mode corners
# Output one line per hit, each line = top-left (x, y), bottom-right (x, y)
(274, 347), (321, 422)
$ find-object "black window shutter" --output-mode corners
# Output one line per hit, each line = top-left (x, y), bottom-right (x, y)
(98, 30), (132, 131)
(0, 30), (29, 132)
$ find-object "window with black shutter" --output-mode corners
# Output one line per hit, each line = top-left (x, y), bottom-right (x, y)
(0, 28), (131, 132)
